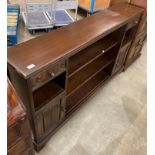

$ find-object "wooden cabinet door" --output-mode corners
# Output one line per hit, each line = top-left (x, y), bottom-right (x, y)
(125, 32), (146, 65)
(113, 44), (130, 73)
(34, 93), (66, 141)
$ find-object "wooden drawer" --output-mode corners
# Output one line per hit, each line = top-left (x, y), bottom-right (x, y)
(126, 16), (140, 30)
(30, 60), (66, 89)
(34, 92), (66, 141)
(8, 124), (21, 147)
(8, 136), (31, 155)
(136, 32), (146, 46)
(8, 117), (29, 148)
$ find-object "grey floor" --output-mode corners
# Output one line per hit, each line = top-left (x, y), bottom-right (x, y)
(9, 1), (147, 155)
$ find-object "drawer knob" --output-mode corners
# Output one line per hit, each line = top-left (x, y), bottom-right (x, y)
(102, 50), (105, 54)
(135, 21), (138, 24)
(49, 72), (55, 77)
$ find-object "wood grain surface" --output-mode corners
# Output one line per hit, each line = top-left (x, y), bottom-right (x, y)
(8, 4), (143, 79)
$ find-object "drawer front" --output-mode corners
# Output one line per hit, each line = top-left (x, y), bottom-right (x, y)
(30, 60), (66, 89)
(8, 136), (31, 155)
(8, 117), (30, 148)
(126, 33), (146, 63)
(34, 93), (66, 141)
(8, 124), (21, 147)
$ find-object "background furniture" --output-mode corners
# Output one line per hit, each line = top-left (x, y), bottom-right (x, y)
(7, 4), (20, 46)
(8, 3), (143, 151)
(7, 79), (35, 155)
(123, 0), (147, 69)
(78, 0), (129, 14)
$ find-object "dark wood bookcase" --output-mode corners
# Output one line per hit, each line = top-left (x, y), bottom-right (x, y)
(8, 3), (144, 151)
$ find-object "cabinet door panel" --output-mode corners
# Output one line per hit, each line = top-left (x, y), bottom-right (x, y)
(34, 93), (66, 140)
(113, 44), (130, 73)
(126, 31), (146, 63)
(43, 107), (53, 132)
(35, 114), (44, 139)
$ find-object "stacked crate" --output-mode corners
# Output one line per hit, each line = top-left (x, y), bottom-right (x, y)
(7, 4), (20, 46)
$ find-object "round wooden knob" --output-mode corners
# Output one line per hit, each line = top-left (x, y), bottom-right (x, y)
(49, 72), (55, 77)
(102, 50), (105, 54)
(135, 21), (138, 24)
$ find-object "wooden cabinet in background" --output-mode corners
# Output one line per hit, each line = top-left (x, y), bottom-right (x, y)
(7, 79), (35, 155)
(124, 0), (147, 69)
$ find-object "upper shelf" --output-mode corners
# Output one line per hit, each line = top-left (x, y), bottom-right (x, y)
(68, 34), (118, 76)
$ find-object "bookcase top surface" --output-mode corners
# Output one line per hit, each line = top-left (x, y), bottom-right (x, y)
(8, 3), (143, 78)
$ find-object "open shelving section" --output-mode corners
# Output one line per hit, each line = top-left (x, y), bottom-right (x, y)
(67, 54), (113, 95)
(66, 27), (125, 114)
(33, 80), (64, 111)
(68, 33), (119, 76)
(67, 68), (110, 113)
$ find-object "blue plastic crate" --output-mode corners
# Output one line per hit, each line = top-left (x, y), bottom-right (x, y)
(7, 4), (20, 14)
(47, 10), (73, 26)
(7, 4), (20, 46)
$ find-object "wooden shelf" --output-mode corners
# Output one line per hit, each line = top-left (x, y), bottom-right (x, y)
(66, 70), (109, 114)
(33, 81), (64, 111)
(67, 55), (113, 95)
(68, 35), (118, 76)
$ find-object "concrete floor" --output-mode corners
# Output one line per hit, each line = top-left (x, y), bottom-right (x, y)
(9, 1), (147, 155)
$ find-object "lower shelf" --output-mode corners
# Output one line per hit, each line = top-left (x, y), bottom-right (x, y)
(66, 69), (110, 114)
